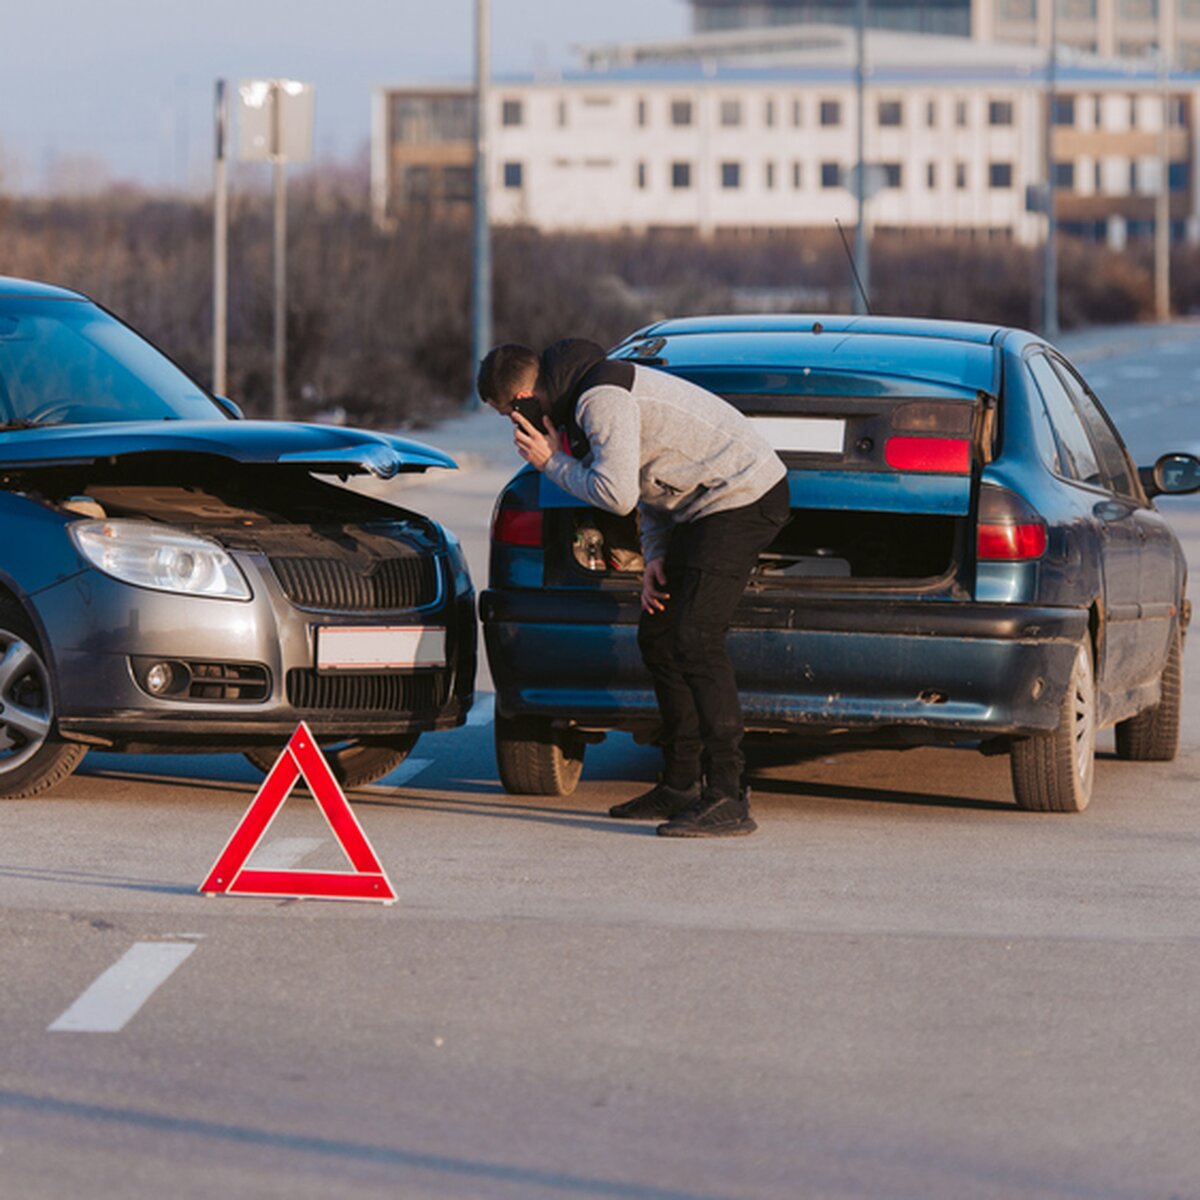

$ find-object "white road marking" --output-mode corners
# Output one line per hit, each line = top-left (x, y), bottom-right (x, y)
(1116, 365), (1162, 379)
(48, 942), (197, 1033)
(249, 837), (323, 870)
(467, 693), (496, 727)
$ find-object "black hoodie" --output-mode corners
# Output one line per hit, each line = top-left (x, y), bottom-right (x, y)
(540, 339), (634, 460)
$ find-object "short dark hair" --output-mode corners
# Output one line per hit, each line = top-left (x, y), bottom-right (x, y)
(477, 344), (539, 405)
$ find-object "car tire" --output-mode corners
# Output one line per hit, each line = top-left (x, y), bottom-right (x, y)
(0, 598), (88, 798)
(495, 714), (585, 796)
(244, 734), (419, 790)
(1114, 622), (1182, 762)
(1010, 640), (1096, 813)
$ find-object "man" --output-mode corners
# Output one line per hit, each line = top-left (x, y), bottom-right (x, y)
(477, 339), (788, 837)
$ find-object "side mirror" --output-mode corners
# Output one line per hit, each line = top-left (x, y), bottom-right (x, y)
(212, 394), (243, 420)
(1140, 452), (1200, 499)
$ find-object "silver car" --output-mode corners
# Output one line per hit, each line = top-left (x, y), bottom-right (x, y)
(0, 276), (475, 796)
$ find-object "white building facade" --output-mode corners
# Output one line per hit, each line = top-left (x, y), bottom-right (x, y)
(372, 30), (1200, 246)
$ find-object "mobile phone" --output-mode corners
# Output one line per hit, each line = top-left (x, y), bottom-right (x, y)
(511, 396), (542, 426)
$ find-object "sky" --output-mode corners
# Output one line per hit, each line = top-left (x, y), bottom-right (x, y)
(0, 0), (689, 193)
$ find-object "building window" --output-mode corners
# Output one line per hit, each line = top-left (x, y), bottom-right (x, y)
(720, 98), (743, 127)
(821, 161), (842, 188)
(1094, 160), (1103, 191)
(636, 161), (648, 190)
(765, 98), (777, 127)
(1129, 96), (1139, 128)
(1129, 160), (1139, 192)
(926, 99), (937, 127)
(990, 161), (1013, 188)
(557, 99), (568, 128)
(765, 161), (777, 189)
(792, 98), (803, 126)
(955, 99), (968, 127)
(955, 161), (968, 189)
(721, 161), (741, 189)
(672, 161), (692, 188)
(501, 99), (523, 127)
(792, 161), (803, 188)
(989, 99), (1014, 126)
(926, 161), (937, 188)
(882, 162), (903, 188)
(1052, 96), (1076, 126)
(1093, 95), (1103, 128)
(1053, 160), (1076, 189)
(671, 99), (693, 127)
(820, 99), (842, 126)
(1170, 160), (1189, 190)
(443, 165), (473, 202)
(503, 161), (523, 188)
(637, 98), (648, 127)
(878, 99), (903, 127)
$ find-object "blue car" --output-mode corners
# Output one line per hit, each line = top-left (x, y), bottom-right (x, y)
(481, 315), (1200, 812)
(0, 276), (475, 796)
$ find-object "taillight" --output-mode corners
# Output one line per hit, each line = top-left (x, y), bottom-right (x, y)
(976, 485), (1047, 560)
(493, 508), (543, 547)
(884, 436), (971, 473)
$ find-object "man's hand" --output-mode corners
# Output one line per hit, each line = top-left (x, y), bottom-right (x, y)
(512, 412), (557, 471)
(641, 556), (669, 613)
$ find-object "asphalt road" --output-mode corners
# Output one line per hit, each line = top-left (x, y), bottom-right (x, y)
(3, 324), (1200, 1200)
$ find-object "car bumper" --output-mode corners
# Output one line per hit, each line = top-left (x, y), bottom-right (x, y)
(34, 567), (476, 748)
(480, 589), (1089, 740)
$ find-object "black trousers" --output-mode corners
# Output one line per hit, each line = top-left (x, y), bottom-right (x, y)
(637, 477), (790, 797)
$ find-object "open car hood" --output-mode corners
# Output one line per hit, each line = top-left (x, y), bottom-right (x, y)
(0, 420), (456, 478)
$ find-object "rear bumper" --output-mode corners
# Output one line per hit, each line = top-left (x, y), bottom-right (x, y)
(480, 589), (1089, 739)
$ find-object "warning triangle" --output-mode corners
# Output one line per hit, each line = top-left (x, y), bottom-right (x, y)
(199, 721), (397, 903)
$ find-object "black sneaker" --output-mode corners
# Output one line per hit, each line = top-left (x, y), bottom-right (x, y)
(609, 779), (700, 820)
(656, 787), (757, 838)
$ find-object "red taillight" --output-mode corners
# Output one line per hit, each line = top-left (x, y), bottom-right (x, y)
(493, 508), (543, 547)
(976, 485), (1047, 561)
(977, 523), (1047, 560)
(884, 436), (971, 473)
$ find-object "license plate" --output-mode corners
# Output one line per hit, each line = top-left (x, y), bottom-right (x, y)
(749, 416), (846, 455)
(316, 626), (446, 672)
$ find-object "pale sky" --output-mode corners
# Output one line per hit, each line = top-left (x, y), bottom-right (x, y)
(0, 0), (689, 193)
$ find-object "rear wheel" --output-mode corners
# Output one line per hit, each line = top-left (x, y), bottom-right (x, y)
(1114, 623), (1182, 762)
(1010, 640), (1096, 813)
(495, 714), (585, 795)
(244, 734), (419, 789)
(0, 599), (88, 798)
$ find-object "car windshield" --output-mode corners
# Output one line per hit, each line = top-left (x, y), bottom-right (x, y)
(0, 297), (223, 426)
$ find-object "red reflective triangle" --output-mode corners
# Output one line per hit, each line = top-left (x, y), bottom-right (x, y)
(199, 721), (397, 904)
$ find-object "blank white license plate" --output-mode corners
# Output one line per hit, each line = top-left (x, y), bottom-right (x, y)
(749, 416), (846, 455)
(317, 626), (446, 672)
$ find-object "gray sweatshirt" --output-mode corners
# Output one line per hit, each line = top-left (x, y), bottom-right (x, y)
(540, 364), (787, 563)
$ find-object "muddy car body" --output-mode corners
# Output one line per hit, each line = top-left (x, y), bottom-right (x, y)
(481, 315), (1199, 811)
(0, 277), (475, 796)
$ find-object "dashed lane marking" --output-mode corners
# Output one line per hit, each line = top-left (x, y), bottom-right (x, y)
(48, 942), (197, 1033)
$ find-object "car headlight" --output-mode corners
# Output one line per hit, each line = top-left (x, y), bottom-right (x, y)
(70, 520), (252, 600)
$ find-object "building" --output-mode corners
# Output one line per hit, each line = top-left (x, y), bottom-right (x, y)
(689, 0), (971, 36)
(372, 27), (1200, 246)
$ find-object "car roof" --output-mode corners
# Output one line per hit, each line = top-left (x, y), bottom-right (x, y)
(630, 314), (1007, 345)
(616, 316), (1013, 397)
(0, 275), (86, 301)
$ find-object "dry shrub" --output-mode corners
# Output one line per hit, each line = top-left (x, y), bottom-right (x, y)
(0, 193), (1174, 425)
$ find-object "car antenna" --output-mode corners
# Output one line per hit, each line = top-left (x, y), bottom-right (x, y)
(835, 219), (872, 315)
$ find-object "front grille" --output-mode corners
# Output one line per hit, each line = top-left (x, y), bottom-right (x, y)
(187, 661), (271, 701)
(270, 555), (439, 611)
(286, 669), (446, 713)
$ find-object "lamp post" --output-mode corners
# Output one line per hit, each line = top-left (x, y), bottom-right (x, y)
(470, 0), (492, 408)
(853, 0), (870, 315)
(212, 79), (229, 397)
(1042, 0), (1059, 340)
